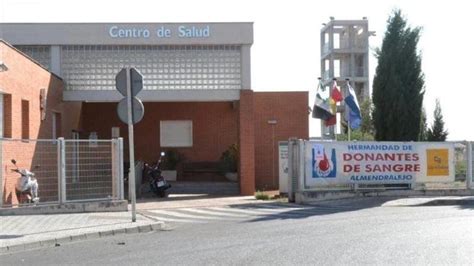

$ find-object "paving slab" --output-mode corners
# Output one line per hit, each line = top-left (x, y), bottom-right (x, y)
(0, 211), (163, 254)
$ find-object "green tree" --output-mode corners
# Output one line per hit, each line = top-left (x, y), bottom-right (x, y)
(427, 99), (448, 141)
(372, 10), (425, 141)
(359, 99), (374, 139)
(419, 107), (428, 141)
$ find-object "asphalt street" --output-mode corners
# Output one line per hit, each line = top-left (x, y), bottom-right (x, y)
(2, 198), (473, 265)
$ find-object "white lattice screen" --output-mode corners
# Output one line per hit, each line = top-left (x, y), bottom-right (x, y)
(60, 45), (242, 91)
(15, 45), (51, 70)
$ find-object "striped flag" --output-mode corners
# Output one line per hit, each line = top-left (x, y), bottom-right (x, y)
(330, 80), (343, 102)
(312, 81), (335, 121)
(325, 80), (342, 126)
(344, 82), (361, 129)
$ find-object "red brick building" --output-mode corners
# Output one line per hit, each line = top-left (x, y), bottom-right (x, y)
(79, 91), (308, 194)
(1, 23), (308, 199)
(0, 40), (82, 204)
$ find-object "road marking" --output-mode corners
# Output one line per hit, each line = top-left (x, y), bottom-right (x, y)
(179, 208), (251, 218)
(142, 204), (358, 225)
(148, 209), (226, 220)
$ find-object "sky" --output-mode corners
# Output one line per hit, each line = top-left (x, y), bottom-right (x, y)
(1, 0), (473, 141)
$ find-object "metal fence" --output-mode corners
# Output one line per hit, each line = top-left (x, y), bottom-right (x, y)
(287, 139), (473, 201)
(0, 138), (123, 207)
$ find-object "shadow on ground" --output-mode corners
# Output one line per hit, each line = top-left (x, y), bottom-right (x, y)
(136, 193), (237, 203)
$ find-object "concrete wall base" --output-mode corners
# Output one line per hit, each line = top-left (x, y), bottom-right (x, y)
(0, 200), (128, 216)
(295, 189), (474, 204)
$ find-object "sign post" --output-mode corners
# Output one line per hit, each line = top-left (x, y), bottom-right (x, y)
(116, 67), (144, 222)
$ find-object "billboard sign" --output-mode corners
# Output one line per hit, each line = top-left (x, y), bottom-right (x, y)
(305, 142), (455, 187)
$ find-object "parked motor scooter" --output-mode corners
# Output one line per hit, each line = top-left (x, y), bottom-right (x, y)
(144, 152), (171, 197)
(11, 159), (40, 204)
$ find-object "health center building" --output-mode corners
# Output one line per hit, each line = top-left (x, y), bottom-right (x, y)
(0, 23), (308, 195)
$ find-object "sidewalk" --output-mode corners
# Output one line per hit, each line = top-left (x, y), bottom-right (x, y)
(0, 211), (163, 254)
(304, 195), (474, 208)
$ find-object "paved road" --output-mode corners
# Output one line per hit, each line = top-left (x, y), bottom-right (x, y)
(2, 200), (473, 265)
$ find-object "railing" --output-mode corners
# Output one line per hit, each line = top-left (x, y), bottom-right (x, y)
(0, 138), (124, 207)
(468, 142), (473, 189)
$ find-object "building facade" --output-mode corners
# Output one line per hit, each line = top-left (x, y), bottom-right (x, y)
(1, 23), (308, 196)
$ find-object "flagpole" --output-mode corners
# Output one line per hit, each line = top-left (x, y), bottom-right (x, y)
(346, 78), (351, 141)
(333, 78), (337, 141)
(348, 120), (351, 141)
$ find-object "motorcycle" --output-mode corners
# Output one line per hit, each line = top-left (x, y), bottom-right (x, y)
(11, 159), (40, 204)
(144, 152), (171, 198)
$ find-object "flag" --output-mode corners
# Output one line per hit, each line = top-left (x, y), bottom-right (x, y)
(312, 82), (334, 121)
(325, 114), (337, 126)
(325, 80), (342, 127)
(330, 80), (343, 102)
(344, 82), (361, 129)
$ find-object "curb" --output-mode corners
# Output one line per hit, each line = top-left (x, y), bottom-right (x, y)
(295, 189), (474, 204)
(0, 200), (128, 216)
(408, 199), (474, 206)
(0, 222), (164, 255)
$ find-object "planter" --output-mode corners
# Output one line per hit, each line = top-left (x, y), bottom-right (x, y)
(225, 172), (238, 182)
(162, 170), (177, 181)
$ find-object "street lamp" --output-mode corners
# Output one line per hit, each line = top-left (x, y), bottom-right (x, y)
(0, 61), (8, 72)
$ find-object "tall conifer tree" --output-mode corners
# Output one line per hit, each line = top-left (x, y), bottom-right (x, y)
(419, 107), (428, 141)
(372, 10), (425, 141)
(427, 99), (448, 141)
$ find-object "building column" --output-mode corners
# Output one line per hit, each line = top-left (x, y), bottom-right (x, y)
(328, 25), (335, 78)
(241, 45), (251, 90)
(239, 90), (255, 195)
(50, 46), (61, 76)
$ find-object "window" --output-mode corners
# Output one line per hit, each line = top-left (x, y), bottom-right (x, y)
(2, 94), (12, 138)
(21, 100), (29, 139)
(160, 120), (193, 147)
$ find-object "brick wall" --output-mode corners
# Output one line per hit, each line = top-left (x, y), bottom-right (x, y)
(253, 92), (309, 190)
(80, 101), (239, 166)
(239, 90), (256, 195)
(0, 41), (81, 205)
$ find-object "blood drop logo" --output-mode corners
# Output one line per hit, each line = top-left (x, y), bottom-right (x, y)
(312, 146), (337, 178)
